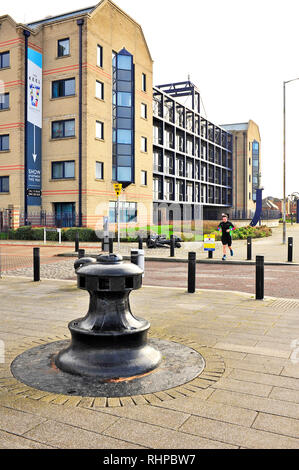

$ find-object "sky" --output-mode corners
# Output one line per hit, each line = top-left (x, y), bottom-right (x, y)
(2, 0), (299, 198)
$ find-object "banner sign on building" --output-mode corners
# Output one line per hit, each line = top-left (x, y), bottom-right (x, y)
(26, 47), (42, 206)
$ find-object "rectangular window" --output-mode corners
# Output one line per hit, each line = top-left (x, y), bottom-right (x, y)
(52, 78), (75, 98)
(117, 92), (132, 107)
(142, 73), (146, 92)
(52, 119), (75, 139)
(141, 136), (147, 152)
(97, 44), (103, 67)
(96, 161), (104, 180)
(96, 121), (104, 140)
(0, 176), (9, 192)
(0, 51), (10, 69)
(52, 161), (75, 179)
(58, 38), (70, 57)
(96, 80), (104, 100)
(0, 93), (9, 110)
(141, 170), (147, 186)
(0, 134), (9, 151)
(141, 103), (147, 119)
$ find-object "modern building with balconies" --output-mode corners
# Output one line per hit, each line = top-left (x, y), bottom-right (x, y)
(152, 81), (233, 222)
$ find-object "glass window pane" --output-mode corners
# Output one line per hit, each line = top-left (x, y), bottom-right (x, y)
(52, 122), (63, 138)
(1, 135), (9, 150)
(64, 161), (75, 178)
(2, 177), (9, 192)
(96, 162), (103, 179)
(117, 92), (132, 107)
(118, 167), (131, 181)
(117, 70), (131, 81)
(96, 121), (104, 139)
(117, 81), (132, 92)
(97, 45), (103, 67)
(117, 144), (131, 155)
(1, 52), (10, 68)
(117, 155), (131, 166)
(117, 107), (132, 118)
(52, 82), (59, 98)
(58, 39), (69, 56)
(141, 103), (147, 119)
(65, 79), (75, 96)
(142, 73), (146, 91)
(117, 130), (132, 144)
(117, 55), (132, 70)
(117, 118), (132, 130)
(96, 81), (103, 99)
(3, 53), (9, 68)
(52, 162), (63, 179)
(64, 120), (75, 137)
(0, 94), (9, 109)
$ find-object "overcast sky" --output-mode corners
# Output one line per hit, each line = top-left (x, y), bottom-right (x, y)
(2, 0), (299, 198)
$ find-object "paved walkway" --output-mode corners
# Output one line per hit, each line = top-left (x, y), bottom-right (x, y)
(0, 277), (299, 449)
(1, 224), (297, 264)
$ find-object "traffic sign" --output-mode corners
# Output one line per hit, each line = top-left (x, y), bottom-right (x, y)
(204, 234), (215, 252)
(113, 183), (122, 196)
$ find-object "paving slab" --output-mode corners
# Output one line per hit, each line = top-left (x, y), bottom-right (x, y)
(0, 277), (298, 449)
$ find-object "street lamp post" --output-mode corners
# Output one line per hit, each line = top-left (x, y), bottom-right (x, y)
(283, 78), (299, 244)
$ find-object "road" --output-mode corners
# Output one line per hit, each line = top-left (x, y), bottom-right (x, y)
(143, 261), (299, 299)
(0, 244), (299, 299)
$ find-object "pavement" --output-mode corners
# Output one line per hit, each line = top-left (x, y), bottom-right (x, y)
(1, 223), (298, 266)
(0, 275), (299, 450)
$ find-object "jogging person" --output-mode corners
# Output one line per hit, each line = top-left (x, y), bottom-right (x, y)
(217, 213), (236, 261)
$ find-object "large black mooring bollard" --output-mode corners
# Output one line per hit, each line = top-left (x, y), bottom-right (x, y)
(247, 237), (252, 261)
(55, 254), (161, 378)
(33, 247), (40, 282)
(188, 252), (196, 293)
(78, 249), (85, 259)
(288, 237), (293, 263)
(256, 255), (264, 300)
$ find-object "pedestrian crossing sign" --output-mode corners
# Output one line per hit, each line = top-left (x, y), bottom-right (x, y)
(204, 234), (215, 251)
(113, 183), (122, 196)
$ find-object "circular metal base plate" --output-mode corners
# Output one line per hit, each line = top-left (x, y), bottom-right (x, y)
(11, 339), (205, 398)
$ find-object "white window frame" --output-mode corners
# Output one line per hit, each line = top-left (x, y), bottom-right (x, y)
(141, 136), (147, 152)
(96, 80), (104, 100)
(96, 121), (104, 140)
(96, 161), (104, 180)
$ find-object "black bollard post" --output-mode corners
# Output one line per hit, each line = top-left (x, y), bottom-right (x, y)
(256, 255), (264, 300)
(138, 236), (143, 250)
(188, 252), (196, 293)
(288, 237), (293, 262)
(109, 238), (113, 254)
(78, 249), (85, 259)
(247, 237), (252, 261)
(170, 235), (175, 258)
(33, 247), (40, 282)
(75, 232), (79, 253)
(208, 250), (213, 259)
